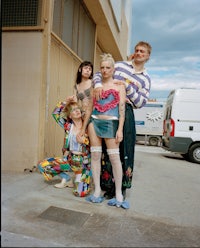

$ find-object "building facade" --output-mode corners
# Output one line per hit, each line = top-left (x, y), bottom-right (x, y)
(2, 0), (133, 172)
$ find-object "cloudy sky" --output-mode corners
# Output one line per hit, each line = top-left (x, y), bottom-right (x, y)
(130, 0), (200, 101)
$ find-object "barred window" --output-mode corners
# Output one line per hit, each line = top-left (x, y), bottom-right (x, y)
(53, 0), (95, 62)
(2, 0), (42, 27)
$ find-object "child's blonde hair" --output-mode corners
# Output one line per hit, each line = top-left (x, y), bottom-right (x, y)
(62, 102), (81, 121)
(100, 53), (115, 67)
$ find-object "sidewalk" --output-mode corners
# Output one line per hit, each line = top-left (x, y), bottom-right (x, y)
(1, 146), (200, 247)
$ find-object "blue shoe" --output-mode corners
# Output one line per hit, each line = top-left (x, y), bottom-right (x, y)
(107, 198), (117, 206)
(116, 200), (130, 209)
(107, 198), (130, 209)
(86, 194), (104, 203)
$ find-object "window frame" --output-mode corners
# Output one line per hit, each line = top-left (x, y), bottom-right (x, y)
(2, 0), (45, 32)
(52, 0), (95, 62)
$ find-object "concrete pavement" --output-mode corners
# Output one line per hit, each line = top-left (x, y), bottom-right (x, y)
(1, 145), (200, 247)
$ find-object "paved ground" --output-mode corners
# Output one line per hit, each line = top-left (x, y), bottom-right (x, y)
(1, 145), (200, 247)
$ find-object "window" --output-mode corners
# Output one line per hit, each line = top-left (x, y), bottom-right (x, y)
(53, 0), (95, 61)
(2, 0), (42, 27)
(109, 0), (122, 31)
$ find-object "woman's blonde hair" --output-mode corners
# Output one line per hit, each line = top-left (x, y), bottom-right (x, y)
(100, 53), (115, 67)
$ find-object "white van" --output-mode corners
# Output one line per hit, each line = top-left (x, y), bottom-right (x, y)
(135, 102), (165, 146)
(162, 88), (200, 164)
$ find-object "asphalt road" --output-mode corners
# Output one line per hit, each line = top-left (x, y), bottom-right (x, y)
(133, 144), (200, 227)
(1, 144), (200, 247)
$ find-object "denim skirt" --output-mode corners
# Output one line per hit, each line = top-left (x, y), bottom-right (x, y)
(90, 117), (119, 138)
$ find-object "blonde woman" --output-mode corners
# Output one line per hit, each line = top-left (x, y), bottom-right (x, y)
(78, 53), (129, 209)
(93, 41), (152, 200)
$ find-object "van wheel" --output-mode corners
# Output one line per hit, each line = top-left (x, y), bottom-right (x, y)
(188, 143), (200, 164)
(149, 136), (159, 146)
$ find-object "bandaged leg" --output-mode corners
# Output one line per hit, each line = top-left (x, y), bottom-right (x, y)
(107, 148), (123, 203)
(90, 146), (102, 198)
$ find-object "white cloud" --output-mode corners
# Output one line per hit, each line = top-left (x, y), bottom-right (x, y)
(130, 0), (200, 99)
(182, 56), (199, 63)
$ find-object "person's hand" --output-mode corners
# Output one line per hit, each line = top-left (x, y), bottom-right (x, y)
(115, 130), (123, 144)
(127, 53), (135, 61)
(93, 87), (103, 101)
(76, 130), (85, 143)
(63, 150), (69, 156)
(66, 95), (77, 104)
(113, 79), (125, 87)
(76, 135), (84, 144)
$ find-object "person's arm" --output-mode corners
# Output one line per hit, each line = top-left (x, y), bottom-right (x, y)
(92, 71), (103, 101)
(81, 99), (93, 133)
(113, 61), (151, 108)
(62, 124), (71, 155)
(63, 86), (78, 106)
(125, 75), (150, 108)
(52, 101), (67, 129)
(76, 89), (94, 141)
(115, 85), (126, 143)
(92, 71), (103, 88)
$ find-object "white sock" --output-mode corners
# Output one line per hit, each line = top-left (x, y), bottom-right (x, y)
(90, 146), (102, 198)
(107, 149), (123, 202)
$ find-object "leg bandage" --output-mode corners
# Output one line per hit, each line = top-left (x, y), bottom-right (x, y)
(90, 146), (102, 197)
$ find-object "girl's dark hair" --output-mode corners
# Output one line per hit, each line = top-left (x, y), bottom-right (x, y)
(76, 61), (93, 85)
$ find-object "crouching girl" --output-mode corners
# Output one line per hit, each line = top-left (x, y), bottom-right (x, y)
(37, 102), (91, 197)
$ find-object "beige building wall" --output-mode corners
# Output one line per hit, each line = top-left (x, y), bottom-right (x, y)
(2, 32), (44, 171)
(2, 0), (131, 172)
(44, 35), (82, 158)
